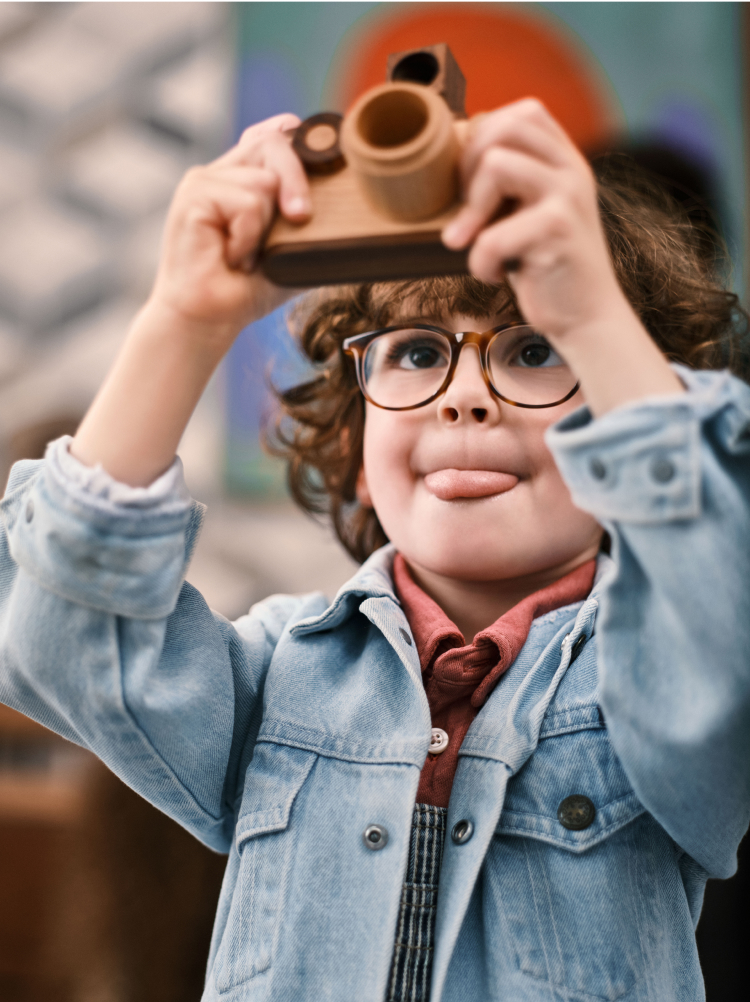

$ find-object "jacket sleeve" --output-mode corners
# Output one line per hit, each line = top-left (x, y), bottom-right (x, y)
(546, 366), (750, 878)
(0, 440), (311, 852)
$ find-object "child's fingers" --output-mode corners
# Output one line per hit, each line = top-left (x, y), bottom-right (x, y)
(466, 199), (569, 284)
(461, 100), (578, 181)
(463, 108), (569, 180)
(226, 200), (274, 272)
(256, 135), (312, 220)
(468, 195), (580, 284)
(215, 116), (311, 222)
(205, 164), (279, 188)
(203, 164), (280, 228)
(193, 165), (279, 207)
(214, 114), (302, 167)
(500, 97), (575, 148)
(176, 175), (277, 271)
(215, 183), (278, 270)
(233, 131), (310, 221)
(443, 147), (554, 249)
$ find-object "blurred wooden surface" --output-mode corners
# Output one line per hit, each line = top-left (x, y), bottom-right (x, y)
(0, 706), (226, 1002)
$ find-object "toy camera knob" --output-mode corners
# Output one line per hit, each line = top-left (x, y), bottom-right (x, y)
(339, 82), (459, 223)
(292, 112), (345, 175)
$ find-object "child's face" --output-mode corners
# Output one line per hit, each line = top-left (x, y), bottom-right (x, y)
(358, 312), (603, 583)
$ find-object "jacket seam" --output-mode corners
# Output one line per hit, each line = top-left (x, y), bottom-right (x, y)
(115, 642), (225, 827)
(255, 734), (425, 768)
(515, 964), (637, 1001)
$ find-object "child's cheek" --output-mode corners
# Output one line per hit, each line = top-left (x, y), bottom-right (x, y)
(361, 409), (420, 534)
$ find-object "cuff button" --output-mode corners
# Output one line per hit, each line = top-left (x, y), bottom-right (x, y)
(588, 458), (607, 481)
(650, 457), (675, 483)
(25, 499), (34, 523)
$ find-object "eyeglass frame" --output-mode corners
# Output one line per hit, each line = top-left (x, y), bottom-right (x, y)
(342, 323), (580, 411)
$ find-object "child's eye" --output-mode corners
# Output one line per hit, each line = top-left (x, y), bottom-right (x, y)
(362, 330), (451, 407)
(397, 343), (445, 370)
(512, 338), (564, 368)
(380, 333), (450, 371)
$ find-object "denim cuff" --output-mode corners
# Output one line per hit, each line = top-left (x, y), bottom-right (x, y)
(0, 437), (202, 619)
(546, 366), (748, 524)
(53, 435), (189, 507)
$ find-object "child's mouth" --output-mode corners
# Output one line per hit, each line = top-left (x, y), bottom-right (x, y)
(424, 469), (519, 500)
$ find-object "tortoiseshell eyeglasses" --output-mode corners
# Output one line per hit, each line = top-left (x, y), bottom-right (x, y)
(342, 323), (579, 410)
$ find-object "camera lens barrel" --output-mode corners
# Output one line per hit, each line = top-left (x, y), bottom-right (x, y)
(340, 82), (459, 223)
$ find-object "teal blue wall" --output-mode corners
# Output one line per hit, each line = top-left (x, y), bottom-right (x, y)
(544, 2), (744, 257)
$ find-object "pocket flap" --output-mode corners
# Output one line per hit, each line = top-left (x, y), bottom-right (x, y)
(497, 790), (646, 852)
(235, 742), (316, 848)
(497, 715), (646, 852)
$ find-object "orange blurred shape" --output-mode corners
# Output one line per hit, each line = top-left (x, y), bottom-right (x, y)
(337, 3), (615, 152)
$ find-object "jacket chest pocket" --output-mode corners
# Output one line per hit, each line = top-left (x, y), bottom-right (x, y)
(487, 713), (653, 1002)
(214, 743), (317, 994)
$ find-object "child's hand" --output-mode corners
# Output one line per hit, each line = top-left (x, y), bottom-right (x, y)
(442, 99), (627, 342)
(151, 113), (311, 340)
(72, 114), (312, 486)
(443, 99), (683, 414)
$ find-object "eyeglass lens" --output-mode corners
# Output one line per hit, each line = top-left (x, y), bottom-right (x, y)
(361, 327), (576, 408)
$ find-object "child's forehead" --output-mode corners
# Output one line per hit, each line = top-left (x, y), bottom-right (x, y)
(367, 278), (521, 328)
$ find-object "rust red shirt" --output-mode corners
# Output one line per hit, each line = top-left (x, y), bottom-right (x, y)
(393, 554), (597, 807)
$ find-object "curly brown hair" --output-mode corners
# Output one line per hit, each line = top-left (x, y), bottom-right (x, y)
(267, 157), (748, 564)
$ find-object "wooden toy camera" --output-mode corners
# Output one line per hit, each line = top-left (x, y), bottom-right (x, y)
(261, 44), (472, 287)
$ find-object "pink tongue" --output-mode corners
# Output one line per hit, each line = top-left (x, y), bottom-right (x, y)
(424, 469), (519, 500)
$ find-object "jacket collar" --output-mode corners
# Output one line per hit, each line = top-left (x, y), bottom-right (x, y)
(290, 543), (615, 639)
(289, 543), (400, 637)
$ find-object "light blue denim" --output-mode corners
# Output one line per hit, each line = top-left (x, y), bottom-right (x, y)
(1, 365), (749, 1002)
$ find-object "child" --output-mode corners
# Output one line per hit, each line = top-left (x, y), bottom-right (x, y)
(1, 99), (750, 1002)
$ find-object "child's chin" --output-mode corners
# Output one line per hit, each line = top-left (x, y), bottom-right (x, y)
(409, 542), (523, 582)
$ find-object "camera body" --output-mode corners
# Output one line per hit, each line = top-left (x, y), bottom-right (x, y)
(261, 44), (472, 287)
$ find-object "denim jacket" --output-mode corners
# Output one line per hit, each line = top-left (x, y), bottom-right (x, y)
(1, 366), (749, 1002)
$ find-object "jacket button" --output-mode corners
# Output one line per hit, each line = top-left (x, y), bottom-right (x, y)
(429, 728), (449, 755)
(25, 499), (34, 523)
(363, 824), (388, 850)
(569, 634), (587, 663)
(557, 794), (596, 830)
(589, 457), (607, 480)
(451, 819), (474, 844)
(399, 627), (413, 646)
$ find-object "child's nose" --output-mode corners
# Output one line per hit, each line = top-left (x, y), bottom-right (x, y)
(438, 344), (499, 425)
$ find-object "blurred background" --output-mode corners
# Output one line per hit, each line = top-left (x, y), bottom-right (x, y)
(0, 3), (746, 1000)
